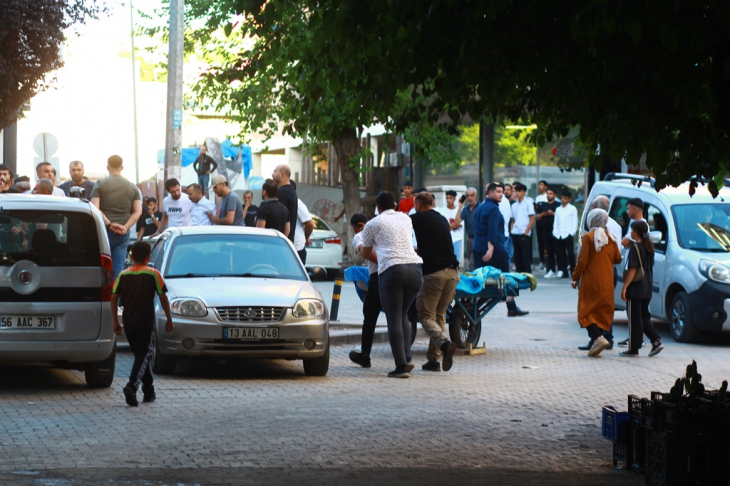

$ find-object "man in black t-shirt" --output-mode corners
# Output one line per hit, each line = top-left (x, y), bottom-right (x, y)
(0, 164), (20, 194)
(243, 190), (258, 227)
(137, 197), (163, 239)
(410, 192), (459, 373)
(256, 178), (290, 236)
(272, 164), (298, 242)
(193, 146), (218, 194)
(535, 188), (561, 277)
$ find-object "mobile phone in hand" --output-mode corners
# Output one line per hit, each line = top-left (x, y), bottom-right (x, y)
(459, 195), (466, 204)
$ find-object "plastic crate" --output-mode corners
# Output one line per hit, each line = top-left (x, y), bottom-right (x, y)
(628, 394), (642, 420)
(627, 419), (645, 473)
(641, 398), (657, 430)
(612, 441), (629, 467)
(602, 406), (629, 443)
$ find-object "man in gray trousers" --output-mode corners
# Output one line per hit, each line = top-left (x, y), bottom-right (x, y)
(360, 191), (424, 378)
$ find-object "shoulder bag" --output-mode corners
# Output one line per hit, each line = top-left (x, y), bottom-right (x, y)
(623, 243), (645, 283)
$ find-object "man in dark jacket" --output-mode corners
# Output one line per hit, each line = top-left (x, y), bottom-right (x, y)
(193, 146), (218, 194)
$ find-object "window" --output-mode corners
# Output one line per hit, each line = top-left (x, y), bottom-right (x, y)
(646, 204), (668, 252)
(608, 197), (631, 238)
(0, 210), (100, 267)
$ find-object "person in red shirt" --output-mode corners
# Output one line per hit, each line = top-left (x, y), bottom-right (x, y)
(397, 181), (414, 213)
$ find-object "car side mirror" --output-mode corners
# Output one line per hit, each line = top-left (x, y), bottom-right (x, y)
(308, 266), (327, 281)
(649, 230), (662, 244)
(69, 186), (87, 200)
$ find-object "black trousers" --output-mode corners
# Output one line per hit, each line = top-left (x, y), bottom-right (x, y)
(536, 226), (545, 264)
(361, 272), (381, 356)
(125, 327), (154, 394)
(297, 249), (307, 265)
(541, 227), (556, 272)
(554, 235), (576, 274)
(628, 298), (660, 352)
(511, 234), (532, 273)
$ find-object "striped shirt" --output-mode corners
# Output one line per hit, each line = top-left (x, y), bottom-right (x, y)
(112, 265), (167, 331)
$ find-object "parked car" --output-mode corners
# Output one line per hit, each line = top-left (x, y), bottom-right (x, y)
(581, 173), (730, 342)
(148, 226), (330, 376)
(0, 195), (116, 387)
(305, 215), (343, 277)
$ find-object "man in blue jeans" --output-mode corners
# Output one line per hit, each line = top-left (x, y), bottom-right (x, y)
(90, 155), (143, 281)
(193, 145), (218, 196)
(360, 191), (425, 378)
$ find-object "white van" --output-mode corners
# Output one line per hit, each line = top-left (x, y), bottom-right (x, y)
(0, 195), (116, 386)
(581, 174), (730, 343)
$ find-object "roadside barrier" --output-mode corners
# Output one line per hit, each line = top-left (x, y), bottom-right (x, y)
(330, 276), (343, 321)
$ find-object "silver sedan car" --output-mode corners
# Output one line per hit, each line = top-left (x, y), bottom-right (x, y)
(148, 226), (329, 376)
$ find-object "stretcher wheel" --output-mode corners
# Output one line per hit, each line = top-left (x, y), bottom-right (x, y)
(448, 305), (482, 349)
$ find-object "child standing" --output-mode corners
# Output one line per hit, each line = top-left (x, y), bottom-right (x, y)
(348, 213), (380, 368)
(620, 220), (664, 357)
(111, 241), (173, 406)
(552, 189), (578, 278)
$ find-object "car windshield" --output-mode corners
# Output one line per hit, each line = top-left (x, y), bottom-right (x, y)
(672, 204), (730, 252)
(164, 234), (307, 280)
(0, 210), (100, 266)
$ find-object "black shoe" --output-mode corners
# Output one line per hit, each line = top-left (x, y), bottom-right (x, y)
(649, 341), (664, 357)
(422, 361), (441, 372)
(578, 342), (593, 351)
(387, 367), (409, 378)
(143, 392), (156, 403)
(349, 350), (371, 368)
(619, 350), (639, 358)
(618, 338), (645, 348)
(406, 362), (415, 373)
(441, 340), (458, 372)
(123, 386), (138, 407)
(507, 306), (529, 317)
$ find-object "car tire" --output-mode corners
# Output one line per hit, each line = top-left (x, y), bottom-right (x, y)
(152, 332), (176, 375)
(303, 341), (330, 376)
(670, 291), (700, 343)
(84, 341), (116, 388)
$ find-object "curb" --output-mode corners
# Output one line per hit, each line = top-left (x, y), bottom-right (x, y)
(329, 326), (428, 346)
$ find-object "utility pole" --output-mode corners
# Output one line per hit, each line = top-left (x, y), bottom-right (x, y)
(164, 0), (184, 186)
(130, 0), (140, 184)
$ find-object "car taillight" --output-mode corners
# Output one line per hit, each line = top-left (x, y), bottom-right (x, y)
(101, 255), (114, 301)
(325, 238), (341, 244)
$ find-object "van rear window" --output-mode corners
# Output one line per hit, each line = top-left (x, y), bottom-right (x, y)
(0, 210), (101, 267)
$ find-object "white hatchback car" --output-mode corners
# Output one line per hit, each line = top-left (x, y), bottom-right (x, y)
(582, 174), (730, 342)
(0, 195), (116, 387)
(304, 216), (343, 277)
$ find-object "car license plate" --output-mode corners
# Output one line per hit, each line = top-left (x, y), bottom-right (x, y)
(223, 327), (279, 340)
(309, 240), (324, 249)
(0, 316), (56, 329)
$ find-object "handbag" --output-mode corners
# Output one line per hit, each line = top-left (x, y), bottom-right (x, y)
(623, 243), (645, 283)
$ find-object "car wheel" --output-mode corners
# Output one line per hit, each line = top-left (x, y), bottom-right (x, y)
(84, 341), (116, 388)
(448, 303), (482, 349)
(152, 332), (176, 375)
(303, 341), (330, 376)
(670, 291), (700, 343)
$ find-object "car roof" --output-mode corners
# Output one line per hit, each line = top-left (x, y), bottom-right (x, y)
(0, 194), (94, 212)
(164, 226), (286, 238)
(593, 180), (730, 205)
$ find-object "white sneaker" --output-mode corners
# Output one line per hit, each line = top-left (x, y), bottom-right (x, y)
(588, 336), (610, 357)
(545, 270), (556, 278)
(556, 270), (565, 279)
(537, 264), (546, 271)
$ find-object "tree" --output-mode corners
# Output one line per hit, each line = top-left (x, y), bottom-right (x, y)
(0, 0), (107, 130)
(287, 0), (730, 194)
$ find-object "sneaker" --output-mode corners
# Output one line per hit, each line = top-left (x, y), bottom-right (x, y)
(649, 341), (664, 357)
(578, 341), (593, 351)
(545, 270), (557, 278)
(507, 306), (529, 317)
(620, 350), (640, 357)
(441, 340), (458, 372)
(406, 362), (415, 373)
(142, 392), (156, 403)
(387, 368), (410, 378)
(422, 361), (441, 372)
(618, 338), (645, 348)
(588, 336), (610, 357)
(123, 386), (138, 407)
(349, 350), (371, 368)
(556, 270), (565, 279)
(537, 263), (546, 271)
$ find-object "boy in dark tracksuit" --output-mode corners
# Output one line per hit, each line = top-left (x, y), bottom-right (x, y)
(111, 241), (173, 406)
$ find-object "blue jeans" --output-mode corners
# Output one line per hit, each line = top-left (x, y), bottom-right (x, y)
(505, 235), (514, 261)
(107, 229), (130, 282)
(198, 174), (210, 191)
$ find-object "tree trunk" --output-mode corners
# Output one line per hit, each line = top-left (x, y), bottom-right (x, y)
(332, 128), (362, 266)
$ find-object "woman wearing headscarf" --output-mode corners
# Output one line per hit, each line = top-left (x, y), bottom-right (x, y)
(571, 209), (623, 357)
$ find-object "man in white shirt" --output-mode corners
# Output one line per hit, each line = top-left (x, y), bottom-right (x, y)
(293, 197), (315, 264)
(497, 186), (514, 262)
(153, 178), (192, 234)
(436, 190), (464, 265)
(186, 183), (216, 226)
(552, 189), (579, 278)
(360, 191), (426, 379)
(35, 162), (65, 197)
(509, 183), (535, 273)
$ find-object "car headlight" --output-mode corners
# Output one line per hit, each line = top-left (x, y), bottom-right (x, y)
(170, 298), (208, 316)
(292, 299), (325, 318)
(698, 260), (730, 284)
